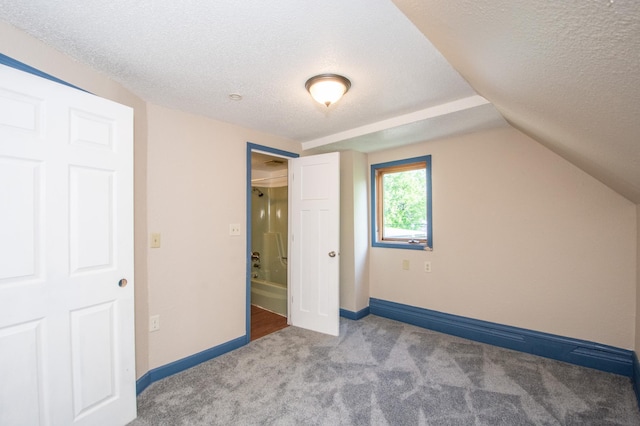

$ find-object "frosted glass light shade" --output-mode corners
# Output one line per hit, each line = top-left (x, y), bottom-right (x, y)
(305, 74), (351, 107)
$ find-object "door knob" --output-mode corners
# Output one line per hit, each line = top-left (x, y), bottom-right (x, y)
(328, 251), (336, 257)
(118, 278), (128, 288)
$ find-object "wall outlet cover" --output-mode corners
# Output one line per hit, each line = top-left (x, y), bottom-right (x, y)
(149, 315), (160, 332)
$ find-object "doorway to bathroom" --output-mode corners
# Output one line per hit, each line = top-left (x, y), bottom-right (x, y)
(247, 144), (298, 340)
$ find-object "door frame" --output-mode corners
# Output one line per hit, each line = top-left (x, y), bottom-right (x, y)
(0, 53), (87, 92)
(245, 143), (298, 341)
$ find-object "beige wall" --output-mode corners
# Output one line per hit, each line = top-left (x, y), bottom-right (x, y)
(368, 127), (637, 349)
(146, 103), (298, 369)
(339, 151), (370, 313)
(353, 151), (371, 312)
(1, 20), (299, 375)
(1, 21), (151, 377)
(636, 206), (640, 354)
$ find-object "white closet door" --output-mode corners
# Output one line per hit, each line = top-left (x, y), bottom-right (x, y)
(0, 64), (136, 425)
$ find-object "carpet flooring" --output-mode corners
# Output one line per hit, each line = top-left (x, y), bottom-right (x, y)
(129, 315), (640, 425)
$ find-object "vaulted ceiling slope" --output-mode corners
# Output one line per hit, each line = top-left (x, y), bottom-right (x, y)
(393, 0), (640, 203)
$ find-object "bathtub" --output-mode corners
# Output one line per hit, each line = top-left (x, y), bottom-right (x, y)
(251, 278), (287, 317)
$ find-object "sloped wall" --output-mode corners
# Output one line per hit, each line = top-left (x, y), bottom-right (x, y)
(368, 127), (636, 349)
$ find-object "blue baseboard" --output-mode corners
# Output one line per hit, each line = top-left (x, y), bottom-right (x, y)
(340, 306), (370, 320)
(136, 335), (246, 395)
(135, 372), (152, 395)
(369, 298), (633, 377)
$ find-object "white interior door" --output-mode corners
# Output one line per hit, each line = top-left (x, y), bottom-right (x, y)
(289, 152), (340, 336)
(0, 64), (136, 425)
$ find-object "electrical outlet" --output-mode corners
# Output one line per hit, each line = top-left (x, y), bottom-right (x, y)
(229, 223), (241, 235)
(150, 233), (161, 248)
(149, 315), (160, 332)
(402, 259), (410, 270)
(424, 261), (432, 273)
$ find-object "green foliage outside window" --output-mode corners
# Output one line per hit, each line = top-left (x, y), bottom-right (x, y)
(382, 168), (426, 234)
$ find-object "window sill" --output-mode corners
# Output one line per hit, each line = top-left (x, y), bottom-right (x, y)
(372, 241), (432, 251)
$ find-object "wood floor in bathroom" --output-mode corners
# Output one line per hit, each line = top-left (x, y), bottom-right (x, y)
(251, 304), (288, 341)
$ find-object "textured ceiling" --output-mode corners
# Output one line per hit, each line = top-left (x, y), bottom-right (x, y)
(1, 1), (637, 202)
(393, 0), (640, 203)
(0, 0), (504, 152)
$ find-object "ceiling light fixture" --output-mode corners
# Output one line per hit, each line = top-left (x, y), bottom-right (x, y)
(305, 74), (351, 107)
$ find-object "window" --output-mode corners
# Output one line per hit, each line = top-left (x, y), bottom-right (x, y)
(371, 155), (432, 250)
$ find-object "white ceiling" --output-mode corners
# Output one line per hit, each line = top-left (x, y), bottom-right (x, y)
(0, 0), (505, 148)
(251, 152), (288, 174)
(393, 0), (640, 203)
(1, 0), (638, 202)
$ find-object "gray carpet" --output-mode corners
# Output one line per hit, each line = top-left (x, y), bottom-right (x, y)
(129, 315), (640, 425)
